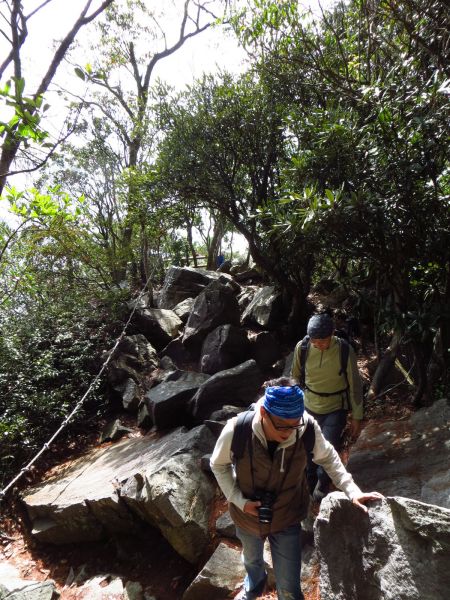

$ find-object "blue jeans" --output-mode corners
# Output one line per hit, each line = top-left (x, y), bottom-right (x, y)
(306, 408), (347, 494)
(236, 524), (304, 600)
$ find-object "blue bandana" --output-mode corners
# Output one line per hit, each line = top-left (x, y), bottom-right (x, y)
(263, 386), (304, 419)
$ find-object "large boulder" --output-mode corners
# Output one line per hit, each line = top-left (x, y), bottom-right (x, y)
(183, 542), (274, 600)
(119, 378), (140, 411)
(237, 286), (258, 310)
(0, 563), (56, 600)
(126, 292), (152, 311)
(158, 266), (233, 310)
(172, 297), (195, 323)
(315, 492), (450, 600)
(282, 351), (294, 377)
(76, 575), (124, 600)
(108, 335), (159, 386)
(348, 398), (450, 508)
(133, 308), (182, 350)
(200, 324), (251, 374)
(22, 426), (216, 564)
(241, 286), (284, 330)
(190, 359), (264, 421)
(182, 280), (241, 351)
(215, 511), (236, 538)
(182, 543), (245, 600)
(160, 336), (196, 368)
(248, 331), (282, 370)
(144, 372), (210, 429)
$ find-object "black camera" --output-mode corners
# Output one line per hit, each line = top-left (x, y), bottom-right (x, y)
(254, 490), (277, 524)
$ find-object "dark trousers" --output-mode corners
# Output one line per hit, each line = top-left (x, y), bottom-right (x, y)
(305, 408), (347, 494)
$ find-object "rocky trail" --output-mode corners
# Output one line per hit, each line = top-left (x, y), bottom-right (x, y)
(1, 267), (449, 600)
(0, 385), (418, 600)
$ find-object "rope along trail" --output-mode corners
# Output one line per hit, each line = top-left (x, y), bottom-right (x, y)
(0, 275), (154, 501)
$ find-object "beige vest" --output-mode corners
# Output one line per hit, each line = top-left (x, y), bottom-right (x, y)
(229, 433), (310, 536)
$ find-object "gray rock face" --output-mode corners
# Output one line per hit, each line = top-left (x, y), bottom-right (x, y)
(215, 511), (236, 538)
(77, 574), (124, 599)
(127, 292), (152, 311)
(348, 398), (450, 508)
(0, 564), (56, 600)
(200, 324), (250, 374)
(109, 335), (159, 386)
(283, 351), (294, 377)
(237, 286), (257, 310)
(182, 280), (241, 350)
(158, 266), (232, 310)
(144, 373), (210, 429)
(118, 334), (158, 367)
(99, 419), (134, 443)
(182, 542), (274, 600)
(137, 401), (152, 429)
(208, 405), (242, 421)
(172, 297), (195, 322)
(249, 331), (281, 369)
(22, 426), (216, 563)
(182, 542), (245, 600)
(190, 360), (264, 421)
(121, 378), (140, 411)
(160, 336), (195, 368)
(241, 285), (284, 330)
(159, 355), (176, 371)
(217, 259), (232, 273)
(315, 492), (450, 600)
(134, 308), (182, 350)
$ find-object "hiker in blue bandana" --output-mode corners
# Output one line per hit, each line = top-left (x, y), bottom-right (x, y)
(211, 377), (382, 600)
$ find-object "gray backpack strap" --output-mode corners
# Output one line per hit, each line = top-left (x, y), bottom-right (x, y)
(230, 409), (255, 462)
(302, 417), (315, 454)
(337, 337), (350, 379)
(299, 335), (310, 389)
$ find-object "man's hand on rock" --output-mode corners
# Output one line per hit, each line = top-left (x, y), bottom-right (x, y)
(352, 492), (384, 513)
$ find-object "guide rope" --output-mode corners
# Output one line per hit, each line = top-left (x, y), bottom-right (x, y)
(0, 276), (153, 502)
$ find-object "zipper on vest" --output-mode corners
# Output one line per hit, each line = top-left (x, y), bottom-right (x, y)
(280, 448), (286, 473)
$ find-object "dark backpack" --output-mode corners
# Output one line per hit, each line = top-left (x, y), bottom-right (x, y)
(298, 334), (350, 394)
(230, 405), (315, 461)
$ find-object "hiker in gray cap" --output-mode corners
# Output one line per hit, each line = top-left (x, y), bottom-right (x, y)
(291, 313), (363, 502)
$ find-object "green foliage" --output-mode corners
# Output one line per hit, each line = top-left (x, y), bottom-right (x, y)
(0, 291), (119, 488)
(3, 185), (81, 221)
(0, 78), (49, 144)
(0, 179), (130, 488)
(156, 70), (320, 301)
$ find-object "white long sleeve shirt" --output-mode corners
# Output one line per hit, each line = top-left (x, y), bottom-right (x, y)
(210, 400), (362, 511)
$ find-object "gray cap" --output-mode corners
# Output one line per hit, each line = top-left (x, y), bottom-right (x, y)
(307, 314), (334, 339)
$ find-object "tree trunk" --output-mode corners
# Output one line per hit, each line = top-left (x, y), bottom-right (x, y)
(206, 216), (223, 270)
(185, 219), (198, 267)
(367, 331), (401, 400)
(424, 329), (445, 404)
(441, 263), (450, 376)
(411, 341), (427, 407)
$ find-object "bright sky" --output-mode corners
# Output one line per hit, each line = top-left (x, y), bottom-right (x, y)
(0, 0), (334, 241)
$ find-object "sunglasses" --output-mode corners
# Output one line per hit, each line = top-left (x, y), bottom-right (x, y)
(267, 413), (304, 431)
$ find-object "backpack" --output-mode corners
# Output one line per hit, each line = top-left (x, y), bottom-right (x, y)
(230, 405), (315, 462)
(298, 334), (350, 395)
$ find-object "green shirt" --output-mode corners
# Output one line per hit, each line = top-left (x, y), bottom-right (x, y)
(291, 336), (363, 419)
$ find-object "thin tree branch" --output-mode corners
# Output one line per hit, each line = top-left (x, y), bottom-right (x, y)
(25, 0), (54, 21)
(36, 0), (114, 98)
(0, 217), (31, 262)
